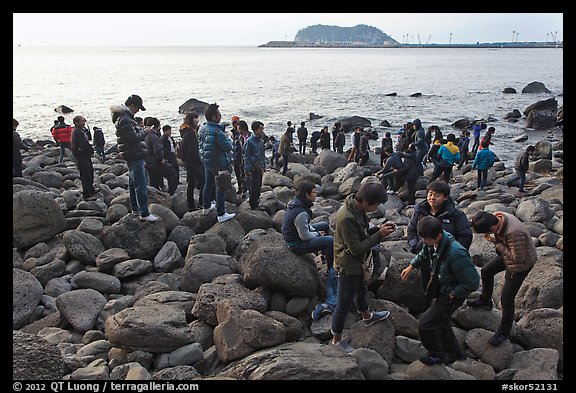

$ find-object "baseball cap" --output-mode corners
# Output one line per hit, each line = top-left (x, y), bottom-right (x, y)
(231, 116), (240, 123)
(125, 95), (146, 111)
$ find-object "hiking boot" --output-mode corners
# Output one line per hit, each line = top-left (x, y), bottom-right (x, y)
(363, 310), (390, 326)
(488, 332), (508, 346)
(466, 298), (493, 310)
(311, 304), (326, 321)
(202, 202), (216, 215)
(330, 340), (354, 354)
(217, 212), (236, 223)
(420, 354), (446, 365)
(140, 214), (159, 222)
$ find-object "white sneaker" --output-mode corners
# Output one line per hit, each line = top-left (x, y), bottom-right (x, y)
(202, 202), (216, 215)
(217, 212), (236, 223)
(140, 214), (159, 222)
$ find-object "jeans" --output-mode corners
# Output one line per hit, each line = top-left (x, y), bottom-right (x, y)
(289, 222), (334, 268)
(480, 255), (530, 337)
(299, 139), (306, 155)
(471, 137), (480, 157)
(127, 159), (150, 217)
(59, 142), (71, 164)
(203, 167), (226, 216)
(516, 169), (527, 191)
(477, 169), (488, 190)
(331, 273), (369, 336)
(418, 293), (465, 358)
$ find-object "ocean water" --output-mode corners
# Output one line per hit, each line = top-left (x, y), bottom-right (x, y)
(13, 46), (563, 163)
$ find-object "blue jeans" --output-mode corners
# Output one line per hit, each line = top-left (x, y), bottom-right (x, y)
(127, 159), (150, 217)
(203, 167), (226, 215)
(59, 142), (71, 164)
(516, 169), (527, 191)
(289, 222), (334, 267)
(331, 273), (369, 336)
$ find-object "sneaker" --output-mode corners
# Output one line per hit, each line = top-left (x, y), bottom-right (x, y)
(140, 214), (159, 222)
(488, 332), (508, 347)
(321, 304), (334, 316)
(202, 202), (216, 215)
(311, 304), (326, 321)
(466, 298), (493, 310)
(330, 340), (354, 354)
(419, 354), (445, 365)
(363, 310), (390, 326)
(386, 190), (395, 195)
(518, 189), (528, 193)
(217, 212), (236, 223)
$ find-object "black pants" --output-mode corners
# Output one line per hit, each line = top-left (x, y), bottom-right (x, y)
(185, 165), (205, 210)
(282, 154), (289, 175)
(457, 149), (469, 168)
(75, 156), (95, 197)
(480, 255), (530, 337)
(247, 167), (263, 209)
(146, 162), (179, 195)
(298, 139), (306, 154)
(405, 178), (417, 205)
(418, 293), (465, 358)
(233, 161), (245, 194)
(431, 164), (453, 182)
(13, 152), (23, 177)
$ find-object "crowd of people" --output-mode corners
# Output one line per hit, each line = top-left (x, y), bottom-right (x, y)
(13, 95), (539, 365)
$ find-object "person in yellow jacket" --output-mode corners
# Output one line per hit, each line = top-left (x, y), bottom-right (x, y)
(430, 133), (460, 182)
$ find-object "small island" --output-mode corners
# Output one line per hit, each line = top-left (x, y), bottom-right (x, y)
(259, 24), (563, 49)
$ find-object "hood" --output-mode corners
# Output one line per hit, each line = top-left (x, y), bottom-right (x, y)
(110, 104), (132, 123)
(412, 119), (422, 129)
(287, 196), (312, 210)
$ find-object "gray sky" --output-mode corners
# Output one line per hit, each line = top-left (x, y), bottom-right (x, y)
(13, 13), (563, 46)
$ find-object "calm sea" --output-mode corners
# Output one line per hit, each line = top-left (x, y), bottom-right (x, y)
(13, 46), (563, 163)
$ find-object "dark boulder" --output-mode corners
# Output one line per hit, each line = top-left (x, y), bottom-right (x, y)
(523, 98), (558, 117)
(502, 87), (517, 94)
(522, 81), (551, 94)
(309, 112), (323, 120)
(54, 105), (74, 114)
(179, 98), (209, 115)
(410, 92), (422, 97)
(380, 120), (391, 127)
(338, 116), (372, 132)
(385, 92), (397, 96)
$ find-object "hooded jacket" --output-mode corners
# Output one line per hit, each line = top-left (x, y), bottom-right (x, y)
(492, 212), (537, 273)
(333, 194), (385, 275)
(413, 118), (427, 151)
(110, 104), (147, 161)
(409, 231), (480, 299)
(408, 196), (472, 253)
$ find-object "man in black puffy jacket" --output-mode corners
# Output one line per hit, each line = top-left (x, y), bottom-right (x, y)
(110, 94), (158, 222)
(407, 180), (472, 293)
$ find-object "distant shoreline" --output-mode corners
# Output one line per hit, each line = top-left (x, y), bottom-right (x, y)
(259, 41), (563, 49)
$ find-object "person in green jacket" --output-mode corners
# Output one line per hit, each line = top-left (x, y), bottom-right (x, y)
(330, 181), (396, 354)
(401, 216), (480, 365)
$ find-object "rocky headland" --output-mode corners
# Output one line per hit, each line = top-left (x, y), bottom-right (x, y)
(13, 129), (563, 381)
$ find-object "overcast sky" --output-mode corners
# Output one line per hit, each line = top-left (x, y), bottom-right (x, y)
(13, 13), (563, 46)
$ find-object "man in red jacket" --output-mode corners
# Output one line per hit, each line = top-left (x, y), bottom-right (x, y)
(52, 115), (72, 164)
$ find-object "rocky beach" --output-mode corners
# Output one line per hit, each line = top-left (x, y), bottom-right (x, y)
(13, 109), (563, 381)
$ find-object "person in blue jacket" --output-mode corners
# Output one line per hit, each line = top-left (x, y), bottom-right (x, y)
(243, 121), (267, 210)
(401, 216), (479, 365)
(472, 140), (495, 191)
(198, 103), (235, 223)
